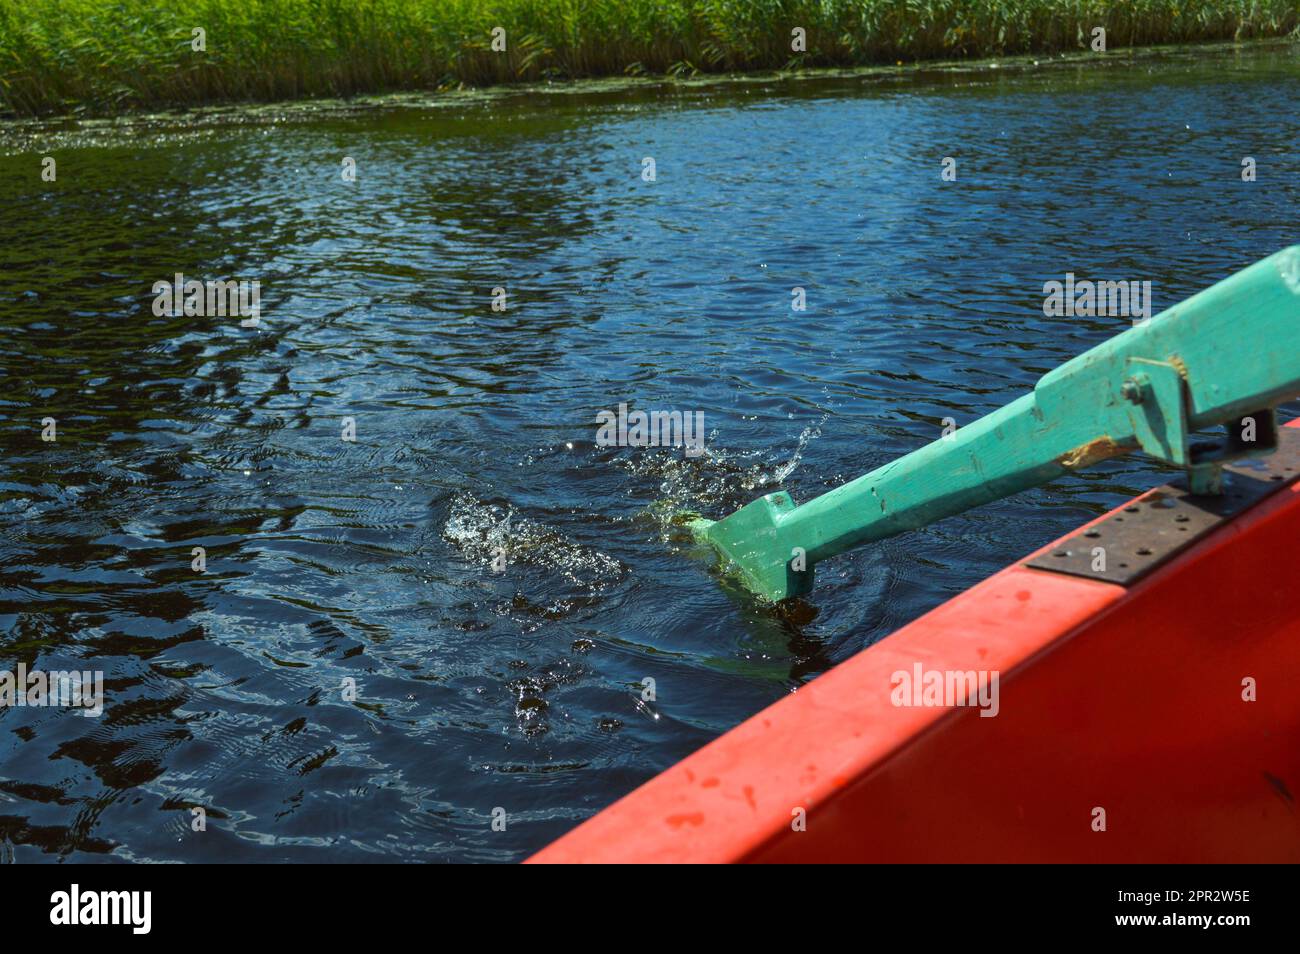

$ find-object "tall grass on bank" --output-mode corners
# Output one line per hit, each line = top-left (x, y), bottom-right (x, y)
(1, 1), (1296, 116)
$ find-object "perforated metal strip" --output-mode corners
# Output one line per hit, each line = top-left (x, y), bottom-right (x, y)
(1024, 427), (1300, 586)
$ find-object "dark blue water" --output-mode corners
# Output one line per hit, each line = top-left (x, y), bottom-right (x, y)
(0, 42), (1297, 862)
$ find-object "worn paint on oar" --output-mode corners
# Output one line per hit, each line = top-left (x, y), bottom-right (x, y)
(692, 247), (1300, 602)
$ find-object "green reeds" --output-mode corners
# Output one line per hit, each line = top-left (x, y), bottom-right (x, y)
(1, 1), (1296, 117)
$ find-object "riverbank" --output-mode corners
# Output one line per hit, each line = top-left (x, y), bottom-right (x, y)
(1, 0), (1296, 117)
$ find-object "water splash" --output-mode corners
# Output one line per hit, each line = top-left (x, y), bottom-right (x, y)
(771, 416), (827, 484)
(619, 417), (828, 543)
(441, 493), (625, 591)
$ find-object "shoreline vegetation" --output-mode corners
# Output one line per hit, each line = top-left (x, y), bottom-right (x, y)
(1, 1), (1297, 118)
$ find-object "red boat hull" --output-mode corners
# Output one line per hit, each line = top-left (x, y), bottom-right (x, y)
(530, 425), (1300, 863)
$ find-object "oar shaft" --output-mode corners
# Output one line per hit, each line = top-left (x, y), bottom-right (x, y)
(788, 396), (1071, 564)
(697, 246), (1300, 601)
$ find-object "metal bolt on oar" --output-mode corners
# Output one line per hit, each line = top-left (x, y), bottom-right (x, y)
(689, 247), (1300, 602)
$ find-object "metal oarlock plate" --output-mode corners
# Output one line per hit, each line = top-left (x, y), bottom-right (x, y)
(1025, 427), (1300, 586)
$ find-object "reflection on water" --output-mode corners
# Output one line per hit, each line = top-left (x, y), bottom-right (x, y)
(0, 42), (1297, 862)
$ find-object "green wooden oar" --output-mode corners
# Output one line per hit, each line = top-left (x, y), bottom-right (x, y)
(691, 246), (1300, 602)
